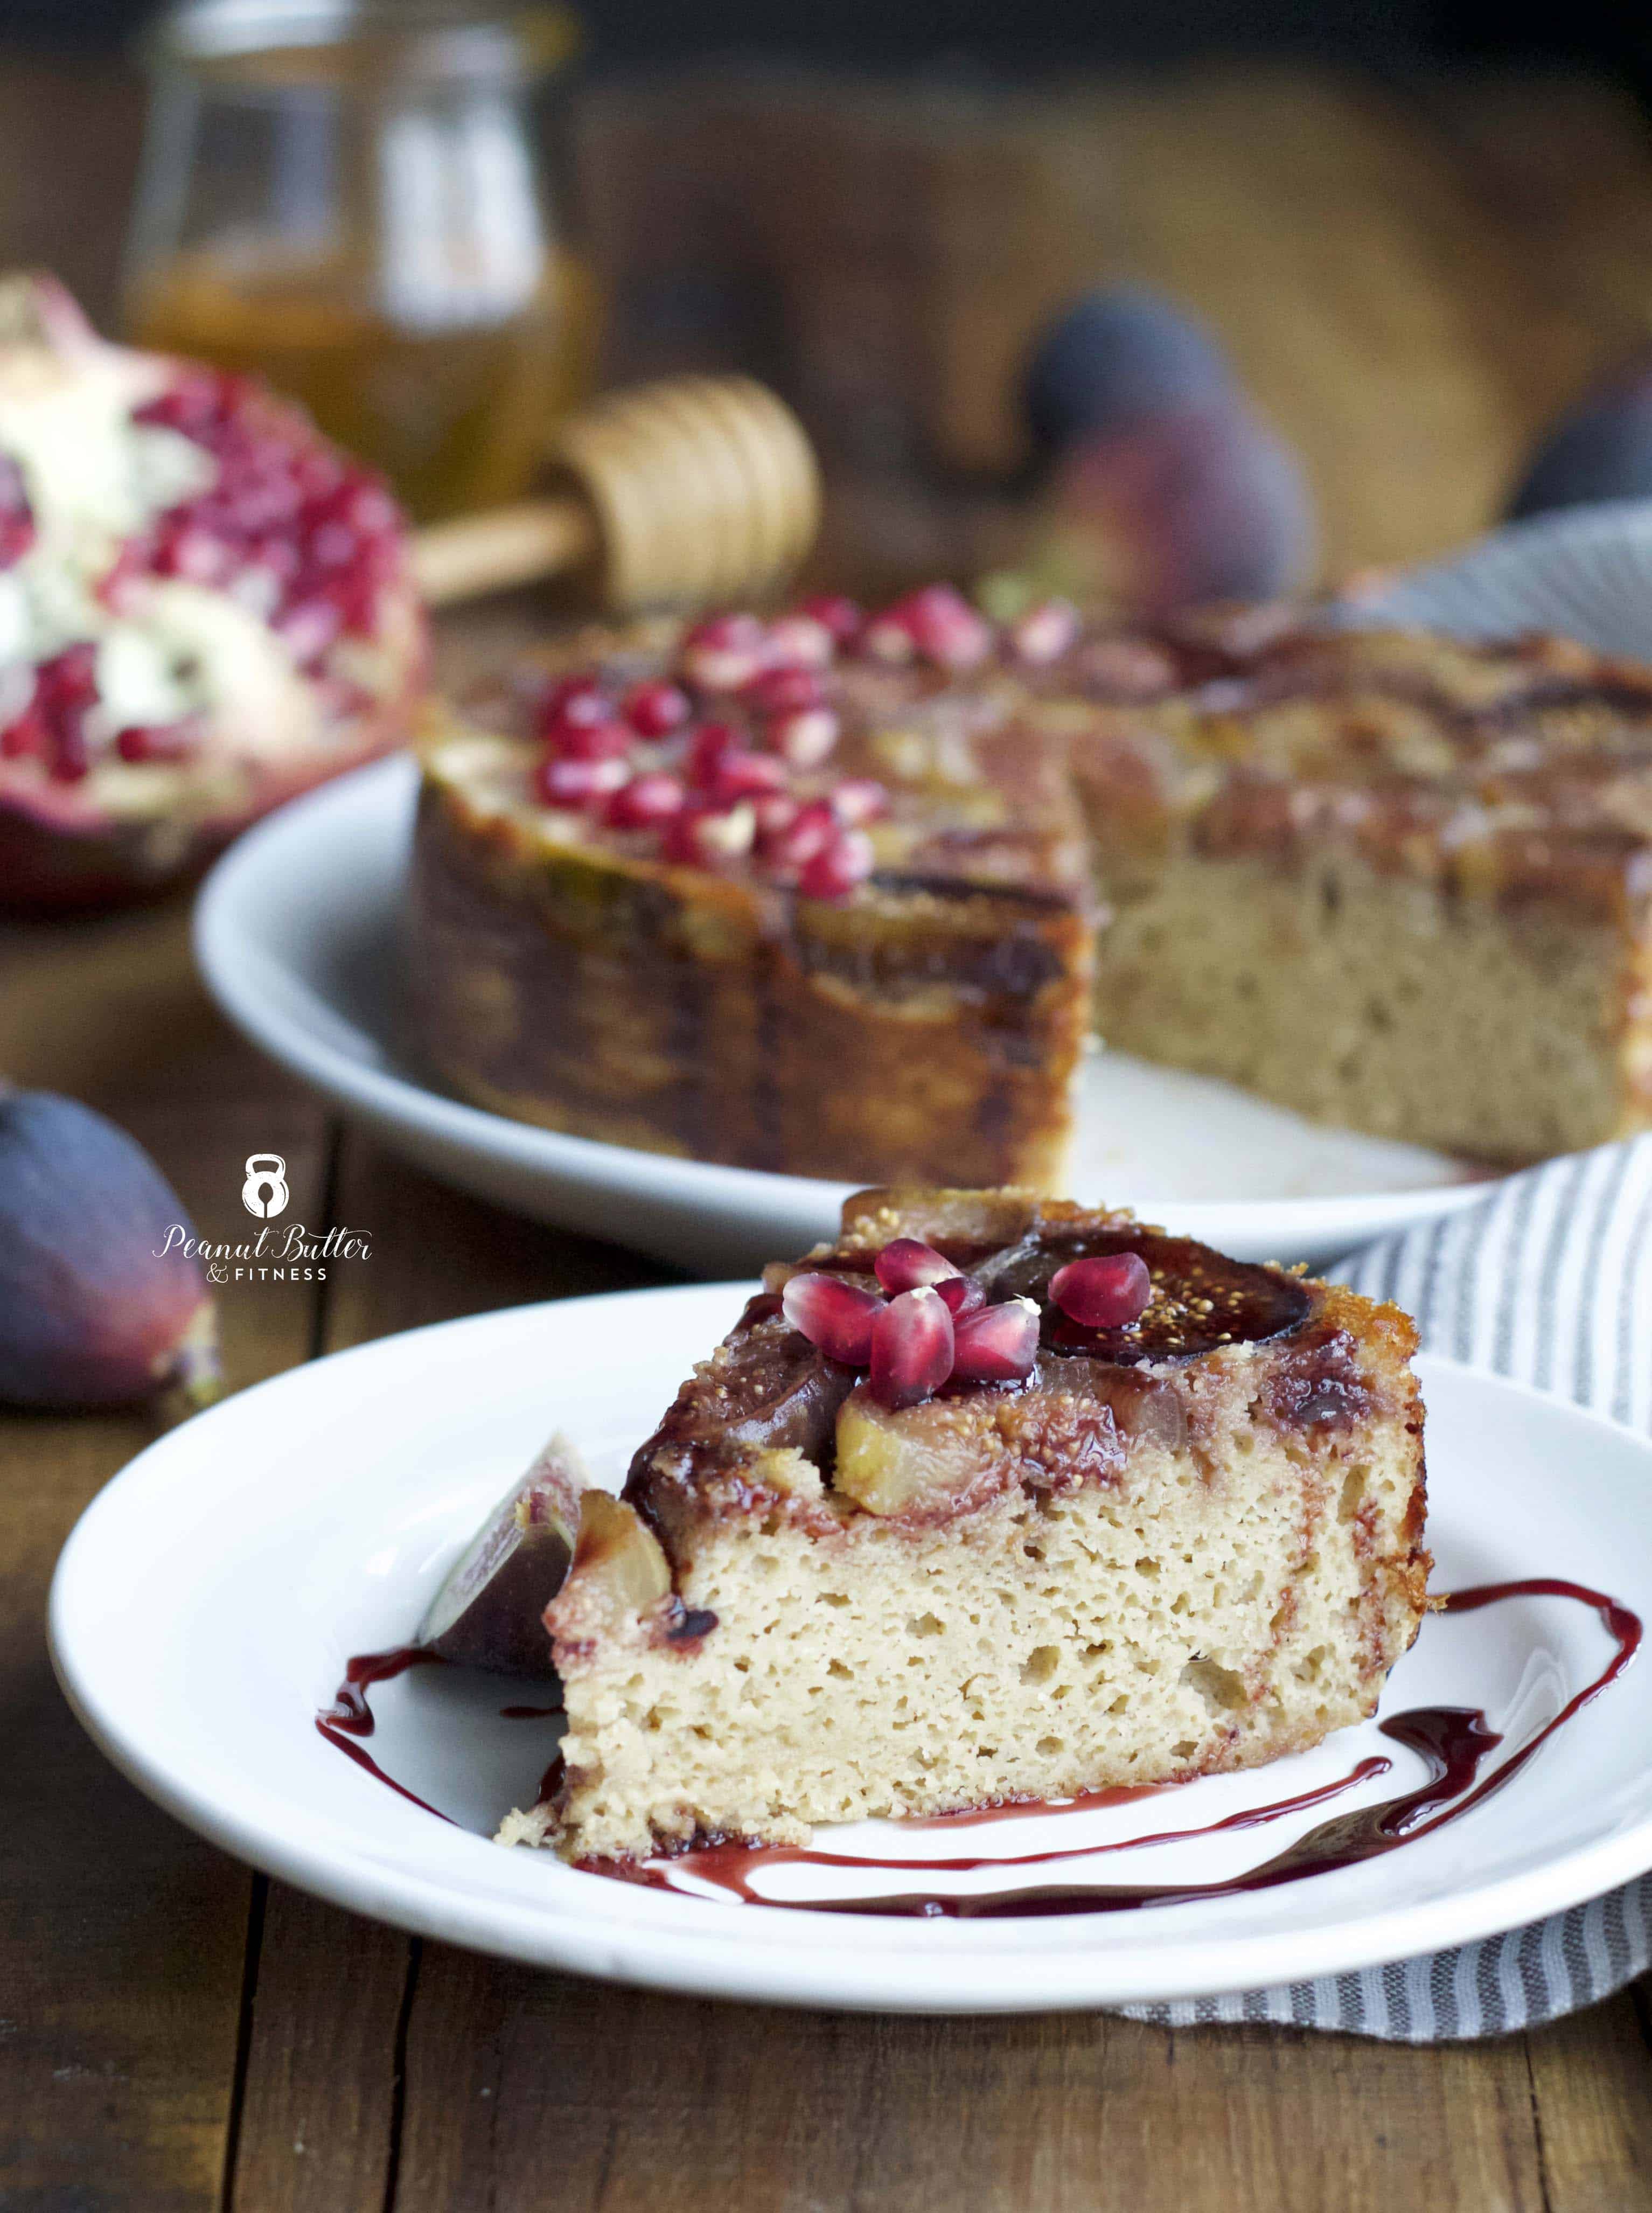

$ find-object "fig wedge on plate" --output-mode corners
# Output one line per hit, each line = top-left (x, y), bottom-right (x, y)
(416, 1436), (591, 1680)
(0, 273), (426, 910)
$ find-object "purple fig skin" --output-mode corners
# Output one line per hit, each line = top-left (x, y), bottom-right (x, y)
(0, 1087), (219, 1409)
(417, 1436), (589, 1680)
(1507, 352), (1652, 522)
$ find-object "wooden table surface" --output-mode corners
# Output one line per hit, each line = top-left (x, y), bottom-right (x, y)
(9, 53), (1652, 2213)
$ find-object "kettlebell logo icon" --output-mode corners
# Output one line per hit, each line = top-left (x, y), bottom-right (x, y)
(242, 1153), (289, 1219)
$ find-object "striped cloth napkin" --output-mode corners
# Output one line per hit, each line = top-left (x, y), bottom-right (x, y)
(1121, 1138), (1652, 2042)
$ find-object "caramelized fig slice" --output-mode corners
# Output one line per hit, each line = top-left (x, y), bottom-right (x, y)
(567, 1491), (672, 1617)
(416, 1436), (589, 1680)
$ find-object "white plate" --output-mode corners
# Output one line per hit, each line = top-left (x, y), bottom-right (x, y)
(48, 1285), (1652, 2014)
(192, 757), (1478, 1273)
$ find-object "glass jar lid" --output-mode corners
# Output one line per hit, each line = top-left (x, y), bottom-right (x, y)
(148, 0), (580, 89)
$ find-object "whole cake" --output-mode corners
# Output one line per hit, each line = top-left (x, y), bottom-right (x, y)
(499, 1187), (1428, 1863)
(411, 590), (1652, 1178)
(0, 275), (424, 908)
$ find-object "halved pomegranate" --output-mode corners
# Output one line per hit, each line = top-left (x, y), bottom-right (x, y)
(0, 275), (426, 910)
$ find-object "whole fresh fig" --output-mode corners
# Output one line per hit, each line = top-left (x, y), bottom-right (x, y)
(1507, 352), (1652, 521)
(0, 1085), (219, 1408)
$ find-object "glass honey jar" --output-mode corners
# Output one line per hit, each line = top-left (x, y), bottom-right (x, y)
(126, 0), (598, 523)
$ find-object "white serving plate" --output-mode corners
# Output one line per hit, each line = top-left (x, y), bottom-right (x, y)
(191, 757), (1477, 1273)
(193, 497), (1652, 1275)
(49, 1285), (1652, 2014)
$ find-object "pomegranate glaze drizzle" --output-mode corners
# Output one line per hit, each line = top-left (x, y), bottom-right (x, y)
(314, 1578), (1640, 1915)
(315, 1647), (564, 1824)
(614, 1577), (1641, 1918)
(315, 1645), (454, 1823)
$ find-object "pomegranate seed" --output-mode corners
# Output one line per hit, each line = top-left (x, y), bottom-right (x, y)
(307, 517), (357, 569)
(534, 676), (607, 737)
(770, 707), (839, 767)
(889, 583), (993, 671)
(274, 599), (341, 665)
(548, 715), (633, 763)
(681, 612), (766, 691)
(0, 455), (35, 568)
(798, 829), (874, 901)
(1050, 1252), (1154, 1330)
(752, 794), (799, 842)
(327, 564), (382, 638)
(781, 1272), (884, 1364)
(47, 715), (90, 782)
(684, 722), (740, 790)
(115, 720), (198, 764)
(951, 1297), (1040, 1383)
(1008, 598), (1081, 666)
(936, 1275), (986, 1317)
(869, 1287), (954, 1410)
(339, 479), (399, 535)
(36, 644), (97, 707)
(799, 594), (863, 646)
(861, 614), (916, 665)
(154, 523), (232, 585)
(710, 749), (787, 802)
(743, 665), (821, 716)
(292, 446), (346, 502)
(133, 371), (222, 436)
(604, 771), (685, 830)
(761, 798), (835, 873)
(535, 753), (628, 809)
(875, 1237), (961, 1296)
(622, 679), (690, 737)
(246, 535), (302, 586)
(663, 800), (756, 866)
(0, 709), (43, 759)
(830, 777), (890, 826)
(764, 613), (837, 669)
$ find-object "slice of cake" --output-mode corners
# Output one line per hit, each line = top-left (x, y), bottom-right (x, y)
(409, 589), (1095, 1189)
(500, 1187), (1428, 1863)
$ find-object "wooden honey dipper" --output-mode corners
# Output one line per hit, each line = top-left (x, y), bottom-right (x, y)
(410, 374), (821, 614)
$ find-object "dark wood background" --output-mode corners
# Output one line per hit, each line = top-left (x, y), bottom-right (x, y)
(6, 51), (1652, 2212)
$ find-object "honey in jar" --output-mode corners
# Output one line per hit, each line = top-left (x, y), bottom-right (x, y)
(127, 2), (597, 523)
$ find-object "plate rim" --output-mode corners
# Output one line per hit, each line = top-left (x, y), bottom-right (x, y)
(190, 755), (1488, 1265)
(48, 1286), (1652, 2014)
